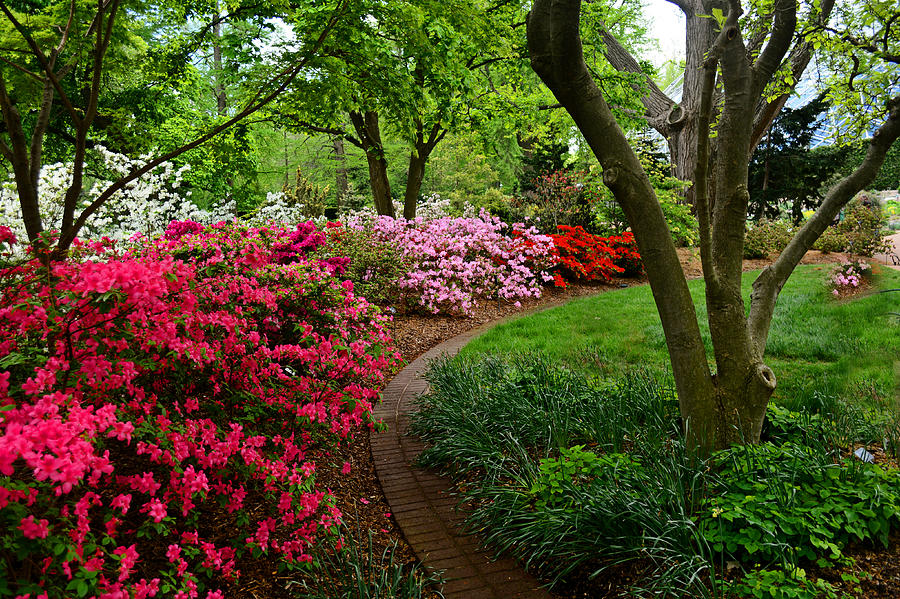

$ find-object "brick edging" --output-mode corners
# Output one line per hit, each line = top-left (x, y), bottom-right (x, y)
(370, 319), (554, 599)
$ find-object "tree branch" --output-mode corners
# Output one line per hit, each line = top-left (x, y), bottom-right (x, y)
(748, 95), (900, 354)
(751, 0), (797, 93)
(598, 28), (676, 134)
(0, 0), (81, 124)
(58, 0), (350, 251)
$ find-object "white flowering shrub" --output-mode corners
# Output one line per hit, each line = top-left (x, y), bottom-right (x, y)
(0, 147), (234, 244)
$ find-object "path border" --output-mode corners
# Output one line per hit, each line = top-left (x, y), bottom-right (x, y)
(370, 318), (554, 599)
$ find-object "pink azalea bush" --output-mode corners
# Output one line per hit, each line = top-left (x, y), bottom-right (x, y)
(0, 223), (399, 598)
(830, 258), (872, 296)
(350, 211), (558, 314)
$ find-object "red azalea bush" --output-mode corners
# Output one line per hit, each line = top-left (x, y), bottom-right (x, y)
(549, 226), (644, 284)
(0, 223), (398, 599)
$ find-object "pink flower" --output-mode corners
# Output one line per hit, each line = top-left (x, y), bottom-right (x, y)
(18, 515), (49, 539)
(144, 498), (167, 523)
(341, 462), (352, 475)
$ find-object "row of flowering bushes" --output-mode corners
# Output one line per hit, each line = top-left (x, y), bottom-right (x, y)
(0, 223), (399, 599)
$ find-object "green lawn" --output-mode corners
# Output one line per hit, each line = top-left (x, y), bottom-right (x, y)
(461, 265), (900, 408)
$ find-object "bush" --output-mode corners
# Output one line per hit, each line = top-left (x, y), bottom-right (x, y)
(314, 221), (411, 305)
(744, 219), (794, 259)
(549, 226), (643, 283)
(0, 225), (399, 598)
(813, 195), (889, 256)
(354, 212), (558, 314)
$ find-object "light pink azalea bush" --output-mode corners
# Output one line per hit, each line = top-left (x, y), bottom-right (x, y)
(830, 258), (872, 296)
(350, 211), (558, 314)
(0, 223), (398, 598)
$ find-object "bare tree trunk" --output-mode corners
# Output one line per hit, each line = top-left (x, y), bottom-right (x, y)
(349, 110), (395, 217)
(332, 135), (349, 210)
(402, 122), (446, 219)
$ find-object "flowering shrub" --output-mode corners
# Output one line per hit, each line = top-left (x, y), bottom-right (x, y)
(349, 211), (558, 314)
(0, 226), (398, 598)
(829, 258), (872, 296)
(313, 222), (411, 305)
(0, 147), (233, 247)
(549, 226), (643, 284)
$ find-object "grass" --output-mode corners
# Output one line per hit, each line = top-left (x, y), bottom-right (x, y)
(461, 264), (900, 409)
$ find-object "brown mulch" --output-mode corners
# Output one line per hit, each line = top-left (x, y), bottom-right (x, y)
(231, 247), (887, 599)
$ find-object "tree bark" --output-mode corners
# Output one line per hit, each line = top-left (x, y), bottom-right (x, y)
(349, 110), (395, 217)
(600, 0), (834, 204)
(528, 0), (718, 452)
(402, 122), (446, 219)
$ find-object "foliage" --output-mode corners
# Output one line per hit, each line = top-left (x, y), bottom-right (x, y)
(0, 225), (399, 598)
(702, 438), (900, 569)
(280, 168), (332, 218)
(314, 222), (411, 305)
(813, 195), (889, 256)
(549, 226), (642, 283)
(297, 528), (443, 599)
(748, 95), (851, 223)
(509, 170), (597, 233)
(744, 220), (794, 259)
(411, 355), (714, 595)
(412, 351), (898, 596)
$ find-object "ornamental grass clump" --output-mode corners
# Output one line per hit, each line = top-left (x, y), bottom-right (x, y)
(0, 224), (399, 598)
(412, 352), (900, 597)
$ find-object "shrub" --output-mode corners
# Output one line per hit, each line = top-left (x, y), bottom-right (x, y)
(813, 195), (889, 256)
(509, 170), (598, 233)
(354, 212), (558, 314)
(744, 219), (793, 259)
(549, 226), (643, 283)
(314, 222), (411, 305)
(0, 226), (399, 598)
(829, 258), (872, 296)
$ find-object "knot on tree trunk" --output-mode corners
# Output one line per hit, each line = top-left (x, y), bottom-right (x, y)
(755, 363), (777, 391)
(602, 166), (619, 186)
(667, 104), (686, 129)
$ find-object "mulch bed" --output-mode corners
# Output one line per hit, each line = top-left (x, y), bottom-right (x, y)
(230, 248), (894, 599)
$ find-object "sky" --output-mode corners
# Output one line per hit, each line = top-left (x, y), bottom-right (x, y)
(643, 0), (686, 67)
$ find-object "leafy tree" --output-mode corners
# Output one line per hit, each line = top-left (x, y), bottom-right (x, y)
(528, 0), (900, 451)
(748, 94), (852, 222)
(596, 0), (836, 205)
(0, 0), (349, 254)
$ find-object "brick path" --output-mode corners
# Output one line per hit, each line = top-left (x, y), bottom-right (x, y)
(370, 320), (553, 599)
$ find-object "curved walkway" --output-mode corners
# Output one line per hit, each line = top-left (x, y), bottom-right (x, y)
(874, 232), (900, 269)
(370, 318), (553, 599)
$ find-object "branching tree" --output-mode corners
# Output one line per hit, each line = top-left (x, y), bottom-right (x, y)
(596, 0), (835, 205)
(527, 0), (900, 452)
(0, 0), (349, 255)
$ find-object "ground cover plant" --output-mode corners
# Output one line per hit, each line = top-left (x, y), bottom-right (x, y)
(412, 264), (900, 596)
(0, 222), (406, 598)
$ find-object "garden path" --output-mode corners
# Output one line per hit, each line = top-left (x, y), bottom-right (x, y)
(371, 317), (555, 599)
(874, 232), (900, 269)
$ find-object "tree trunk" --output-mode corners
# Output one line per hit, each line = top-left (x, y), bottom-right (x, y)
(528, 0), (718, 453)
(404, 151), (427, 219)
(349, 110), (395, 217)
(332, 135), (349, 210)
(402, 122), (446, 219)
